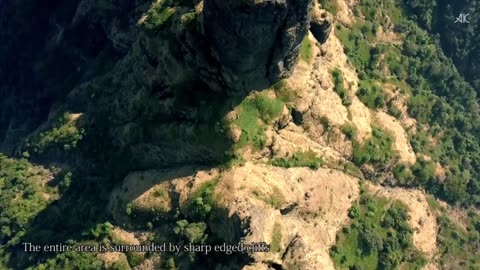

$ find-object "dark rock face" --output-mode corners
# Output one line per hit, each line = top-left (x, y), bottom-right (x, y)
(203, 0), (312, 92)
(310, 11), (333, 44)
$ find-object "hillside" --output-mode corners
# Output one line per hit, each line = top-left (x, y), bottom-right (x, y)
(0, 0), (479, 269)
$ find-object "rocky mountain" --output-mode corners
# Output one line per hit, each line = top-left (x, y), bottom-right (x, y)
(0, 0), (479, 270)
(203, 0), (311, 92)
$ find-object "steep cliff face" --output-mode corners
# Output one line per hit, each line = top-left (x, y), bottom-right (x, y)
(203, 0), (312, 92)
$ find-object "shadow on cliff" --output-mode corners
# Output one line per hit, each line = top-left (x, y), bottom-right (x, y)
(2, 0), (276, 268)
(4, 79), (254, 269)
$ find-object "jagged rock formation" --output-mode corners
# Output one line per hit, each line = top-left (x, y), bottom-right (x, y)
(203, 0), (312, 92)
(310, 11), (333, 44)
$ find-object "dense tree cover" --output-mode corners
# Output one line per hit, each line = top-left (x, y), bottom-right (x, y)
(403, 0), (480, 91)
(357, 81), (387, 110)
(436, 212), (480, 269)
(0, 155), (108, 269)
(0, 156), (51, 249)
(338, 0), (480, 207)
(331, 190), (426, 269)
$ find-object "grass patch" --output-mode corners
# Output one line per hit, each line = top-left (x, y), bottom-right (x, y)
(331, 191), (426, 269)
(233, 92), (285, 150)
(318, 0), (339, 15)
(300, 35), (313, 63)
(270, 150), (323, 170)
(251, 92), (285, 124)
(270, 222), (283, 253)
(425, 195), (439, 212)
(252, 187), (285, 209)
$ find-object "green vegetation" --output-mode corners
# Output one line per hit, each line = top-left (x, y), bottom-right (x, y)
(436, 213), (480, 269)
(126, 251), (144, 267)
(318, 0), (339, 15)
(341, 161), (365, 179)
(331, 191), (426, 269)
(403, 0), (480, 90)
(111, 257), (131, 270)
(180, 12), (197, 27)
(300, 35), (313, 63)
(387, 104), (402, 119)
(341, 123), (357, 140)
(337, 0), (480, 206)
(158, 177), (225, 266)
(33, 247), (104, 270)
(357, 81), (387, 110)
(24, 112), (84, 154)
(272, 80), (298, 103)
(352, 126), (394, 167)
(336, 24), (374, 75)
(233, 92), (285, 150)
(270, 223), (283, 253)
(0, 155), (108, 269)
(141, 0), (177, 32)
(0, 155), (52, 247)
(184, 178), (219, 221)
(393, 163), (413, 185)
(332, 69), (352, 106)
(252, 187), (285, 209)
(270, 150), (323, 170)
(174, 220), (207, 244)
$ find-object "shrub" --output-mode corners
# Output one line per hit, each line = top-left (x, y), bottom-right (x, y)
(184, 178), (219, 221)
(318, 0), (339, 15)
(272, 80), (297, 103)
(357, 83), (387, 110)
(25, 112), (84, 154)
(348, 205), (360, 219)
(270, 150), (323, 170)
(352, 126), (394, 166)
(331, 192), (425, 269)
(174, 220), (207, 244)
(332, 69), (351, 106)
(0, 155), (51, 247)
(341, 124), (357, 139)
(250, 92), (284, 124)
(393, 164), (413, 185)
(141, 1), (177, 32)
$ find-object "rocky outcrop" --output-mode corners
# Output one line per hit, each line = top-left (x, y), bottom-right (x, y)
(203, 0), (312, 92)
(310, 11), (333, 44)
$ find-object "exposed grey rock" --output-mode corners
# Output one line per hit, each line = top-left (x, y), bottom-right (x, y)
(203, 0), (312, 93)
